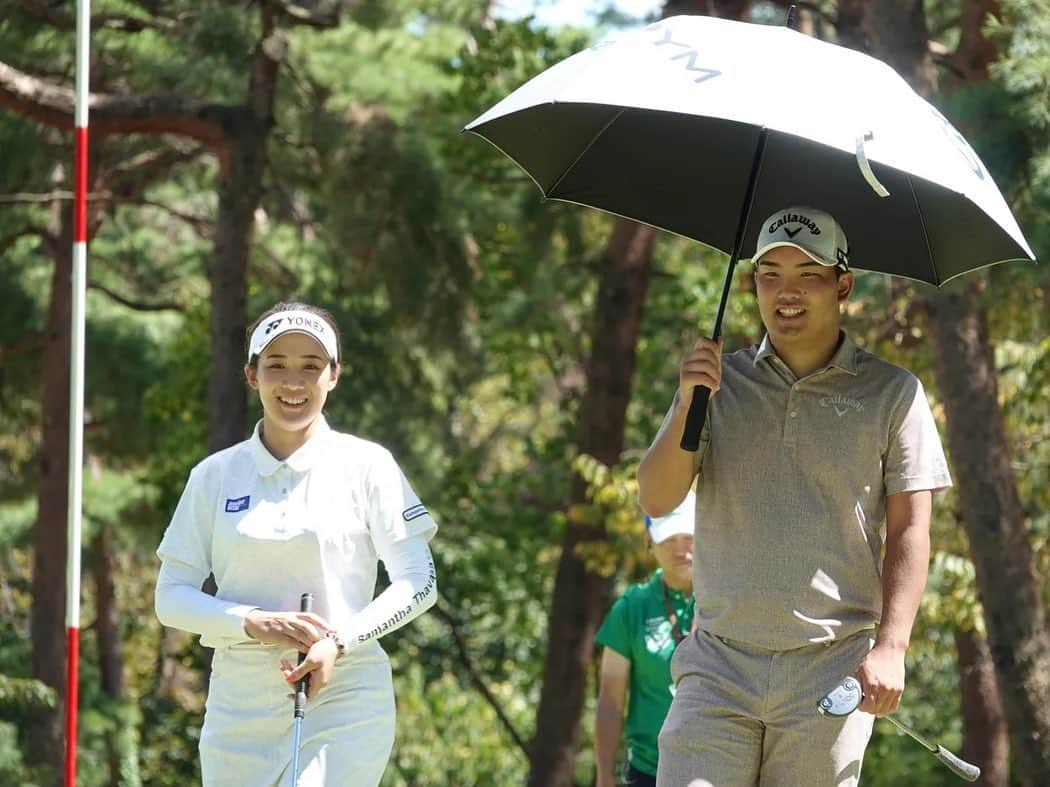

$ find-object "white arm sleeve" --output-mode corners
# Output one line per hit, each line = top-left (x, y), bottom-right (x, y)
(154, 558), (259, 643)
(338, 535), (437, 653)
(154, 463), (257, 642)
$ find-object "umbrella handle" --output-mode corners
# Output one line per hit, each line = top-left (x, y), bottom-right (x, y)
(680, 386), (710, 452)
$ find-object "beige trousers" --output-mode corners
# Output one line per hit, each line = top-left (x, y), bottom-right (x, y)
(657, 629), (875, 787)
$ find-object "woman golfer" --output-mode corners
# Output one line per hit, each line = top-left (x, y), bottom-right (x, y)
(155, 301), (438, 786)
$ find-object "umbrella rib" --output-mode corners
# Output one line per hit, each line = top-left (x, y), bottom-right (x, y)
(906, 174), (940, 287)
(545, 107), (626, 196)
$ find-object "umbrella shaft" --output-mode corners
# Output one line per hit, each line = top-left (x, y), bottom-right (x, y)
(711, 128), (769, 340)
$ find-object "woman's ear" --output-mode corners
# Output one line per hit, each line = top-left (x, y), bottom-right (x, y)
(327, 363), (340, 391)
(244, 364), (258, 389)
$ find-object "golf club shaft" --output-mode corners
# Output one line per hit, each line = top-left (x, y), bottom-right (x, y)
(291, 718), (303, 784)
(291, 592), (314, 786)
(882, 715), (980, 782)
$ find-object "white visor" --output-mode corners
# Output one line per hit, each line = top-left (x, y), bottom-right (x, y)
(646, 490), (696, 544)
(247, 310), (338, 363)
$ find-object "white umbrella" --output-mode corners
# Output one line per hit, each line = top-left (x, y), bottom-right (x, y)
(465, 13), (1035, 447)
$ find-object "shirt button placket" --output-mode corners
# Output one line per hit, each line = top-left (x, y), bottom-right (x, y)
(785, 387), (800, 446)
(279, 471), (288, 521)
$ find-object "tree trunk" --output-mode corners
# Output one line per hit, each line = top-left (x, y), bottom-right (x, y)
(926, 286), (1050, 784)
(28, 217), (72, 780)
(93, 525), (123, 700)
(206, 13), (283, 454)
(955, 628), (1009, 786)
(207, 127), (259, 453)
(92, 522), (126, 785)
(527, 219), (656, 787)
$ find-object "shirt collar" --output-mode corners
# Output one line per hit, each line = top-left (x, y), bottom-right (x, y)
(753, 331), (858, 376)
(248, 416), (332, 476)
(827, 332), (859, 375)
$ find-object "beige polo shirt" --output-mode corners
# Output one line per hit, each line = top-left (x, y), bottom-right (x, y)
(656, 332), (951, 650)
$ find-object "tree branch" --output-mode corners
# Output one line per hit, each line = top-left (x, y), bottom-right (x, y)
(0, 224), (59, 258)
(0, 226), (47, 253)
(0, 60), (228, 150)
(135, 199), (213, 234)
(763, 0), (838, 28)
(430, 602), (531, 759)
(15, 0), (178, 32)
(273, 0), (341, 28)
(87, 281), (182, 312)
(0, 336), (46, 363)
(102, 146), (202, 200)
(0, 190), (110, 205)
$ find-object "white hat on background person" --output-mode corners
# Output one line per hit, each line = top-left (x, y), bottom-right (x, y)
(645, 490), (696, 544)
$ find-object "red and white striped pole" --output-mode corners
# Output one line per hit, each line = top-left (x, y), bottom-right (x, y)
(66, 1), (90, 784)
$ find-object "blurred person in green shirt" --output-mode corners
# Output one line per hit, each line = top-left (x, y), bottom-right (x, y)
(595, 492), (696, 787)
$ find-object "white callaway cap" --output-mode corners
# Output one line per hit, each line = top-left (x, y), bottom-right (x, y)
(645, 490), (696, 544)
(752, 206), (850, 271)
(247, 310), (338, 363)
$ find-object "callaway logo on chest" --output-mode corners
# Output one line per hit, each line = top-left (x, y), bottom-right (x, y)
(819, 395), (864, 417)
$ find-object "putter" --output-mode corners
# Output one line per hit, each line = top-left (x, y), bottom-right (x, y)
(817, 676), (981, 782)
(290, 592), (313, 786)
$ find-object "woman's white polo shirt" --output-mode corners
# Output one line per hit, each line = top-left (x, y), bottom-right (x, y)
(156, 416), (437, 648)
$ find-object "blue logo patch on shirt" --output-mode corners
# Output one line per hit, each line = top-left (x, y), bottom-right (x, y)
(402, 504), (428, 522)
(225, 495), (251, 513)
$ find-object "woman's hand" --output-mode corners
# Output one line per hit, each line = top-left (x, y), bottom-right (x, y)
(243, 609), (332, 652)
(280, 637), (340, 701)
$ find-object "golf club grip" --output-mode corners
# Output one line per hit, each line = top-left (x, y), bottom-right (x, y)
(680, 385), (710, 452)
(934, 745), (980, 782)
(294, 593), (313, 718)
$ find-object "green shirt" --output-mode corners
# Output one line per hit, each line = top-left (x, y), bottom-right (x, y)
(595, 569), (694, 777)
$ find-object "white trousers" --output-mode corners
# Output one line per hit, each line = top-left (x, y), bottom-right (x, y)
(200, 641), (396, 787)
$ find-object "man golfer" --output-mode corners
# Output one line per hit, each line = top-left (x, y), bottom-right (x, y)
(638, 207), (952, 786)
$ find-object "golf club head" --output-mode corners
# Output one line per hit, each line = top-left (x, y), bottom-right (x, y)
(818, 677), (981, 782)
(817, 676), (862, 717)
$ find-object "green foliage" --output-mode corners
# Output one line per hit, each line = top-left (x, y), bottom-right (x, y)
(572, 454), (653, 581)
(384, 658), (529, 785)
(990, 0), (1050, 131)
(0, 720), (51, 787)
(0, 675), (56, 713)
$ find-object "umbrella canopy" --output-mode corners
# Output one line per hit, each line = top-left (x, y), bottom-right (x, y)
(466, 14), (1035, 285)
